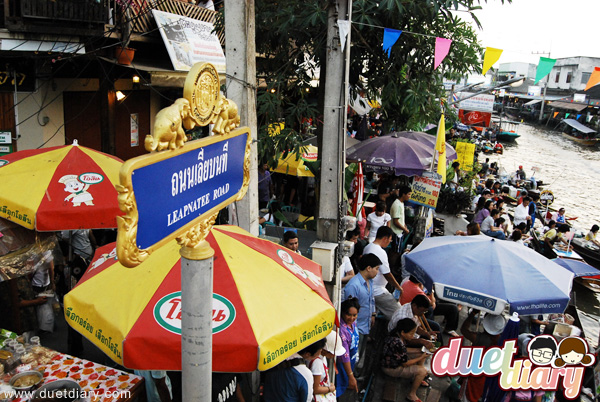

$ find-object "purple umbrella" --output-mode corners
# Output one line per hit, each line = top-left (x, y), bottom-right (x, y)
(387, 131), (458, 161)
(346, 134), (434, 177)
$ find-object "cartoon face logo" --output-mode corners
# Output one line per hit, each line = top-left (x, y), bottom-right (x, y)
(553, 337), (595, 368)
(58, 174), (95, 207)
(527, 335), (557, 365)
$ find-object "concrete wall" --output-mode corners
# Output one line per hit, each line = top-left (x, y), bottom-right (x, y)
(546, 56), (600, 93)
(13, 77), (143, 151)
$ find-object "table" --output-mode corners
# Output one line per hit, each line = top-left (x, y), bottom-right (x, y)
(7, 350), (143, 402)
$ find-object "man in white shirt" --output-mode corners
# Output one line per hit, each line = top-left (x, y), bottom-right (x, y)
(363, 226), (403, 320)
(513, 196), (531, 229)
(390, 185), (412, 253)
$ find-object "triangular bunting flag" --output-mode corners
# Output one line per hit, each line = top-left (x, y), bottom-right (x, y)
(337, 20), (350, 52)
(434, 38), (452, 70)
(584, 67), (600, 91)
(534, 57), (557, 84)
(383, 28), (402, 58)
(553, 112), (559, 118)
(577, 114), (582, 120)
(482, 47), (503, 76)
(566, 113), (570, 118)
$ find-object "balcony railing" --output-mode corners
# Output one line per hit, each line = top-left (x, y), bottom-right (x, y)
(2, 0), (107, 35)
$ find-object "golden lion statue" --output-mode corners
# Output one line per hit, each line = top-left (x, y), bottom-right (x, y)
(145, 98), (197, 152)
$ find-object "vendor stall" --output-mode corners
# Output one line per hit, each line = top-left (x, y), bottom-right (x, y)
(0, 331), (143, 401)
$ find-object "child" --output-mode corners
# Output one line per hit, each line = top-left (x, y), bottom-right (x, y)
(336, 297), (360, 396)
(305, 332), (345, 402)
(299, 338), (332, 400)
(381, 318), (428, 402)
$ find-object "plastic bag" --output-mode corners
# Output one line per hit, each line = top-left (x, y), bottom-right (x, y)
(36, 297), (54, 332)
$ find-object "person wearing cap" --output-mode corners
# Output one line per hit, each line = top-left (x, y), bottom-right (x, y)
(517, 165), (526, 181)
(305, 331), (345, 401)
(460, 310), (506, 402)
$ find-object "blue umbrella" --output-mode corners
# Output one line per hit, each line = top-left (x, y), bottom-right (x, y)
(482, 313), (521, 402)
(552, 258), (600, 277)
(405, 235), (574, 315)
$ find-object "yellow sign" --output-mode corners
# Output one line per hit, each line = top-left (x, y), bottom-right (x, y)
(454, 142), (476, 172)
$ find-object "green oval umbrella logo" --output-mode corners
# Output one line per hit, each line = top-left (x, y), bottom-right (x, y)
(154, 292), (236, 335)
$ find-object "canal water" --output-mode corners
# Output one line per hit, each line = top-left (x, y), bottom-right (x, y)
(489, 123), (600, 345)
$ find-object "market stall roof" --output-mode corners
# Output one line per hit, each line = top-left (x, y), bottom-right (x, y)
(524, 99), (542, 106)
(562, 118), (597, 134)
(548, 101), (588, 112)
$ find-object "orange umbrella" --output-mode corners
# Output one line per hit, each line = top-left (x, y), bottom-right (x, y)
(64, 225), (336, 372)
(0, 141), (123, 231)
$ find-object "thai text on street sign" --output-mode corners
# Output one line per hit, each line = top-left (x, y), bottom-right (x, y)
(410, 175), (442, 209)
(116, 63), (250, 267)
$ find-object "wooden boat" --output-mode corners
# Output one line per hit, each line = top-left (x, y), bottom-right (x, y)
(571, 238), (600, 269)
(559, 118), (599, 146)
(491, 118), (521, 142)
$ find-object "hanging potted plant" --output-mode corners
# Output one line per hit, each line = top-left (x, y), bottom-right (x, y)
(114, 6), (136, 65)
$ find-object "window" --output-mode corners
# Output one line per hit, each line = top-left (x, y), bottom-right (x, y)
(582, 72), (591, 84)
(566, 72), (572, 84)
(555, 72), (560, 83)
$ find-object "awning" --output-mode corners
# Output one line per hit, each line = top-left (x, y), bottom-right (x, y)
(548, 101), (588, 112)
(524, 99), (541, 106)
(561, 119), (596, 134)
(98, 56), (225, 87)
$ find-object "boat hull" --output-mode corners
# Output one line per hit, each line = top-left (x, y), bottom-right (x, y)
(572, 239), (600, 269)
(561, 132), (599, 146)
(497, 132), (520, 142)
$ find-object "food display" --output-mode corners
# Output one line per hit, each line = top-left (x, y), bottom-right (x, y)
(9, 371), (43, 390)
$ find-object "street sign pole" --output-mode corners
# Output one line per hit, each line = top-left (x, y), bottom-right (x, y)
(116, 63), (251, 402)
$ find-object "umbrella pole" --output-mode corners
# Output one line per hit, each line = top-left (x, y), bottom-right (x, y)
(181, 240), (214, 402)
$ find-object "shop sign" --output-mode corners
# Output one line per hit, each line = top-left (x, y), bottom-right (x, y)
(0, 132), (11, 144)
(410, 175), (442, 209)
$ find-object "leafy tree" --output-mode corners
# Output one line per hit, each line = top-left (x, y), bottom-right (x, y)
(253, 0), (509, 166)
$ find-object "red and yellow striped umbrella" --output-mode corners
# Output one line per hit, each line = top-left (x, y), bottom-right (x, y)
(64, 225), (335, 372)
(0, 141), (123, 231)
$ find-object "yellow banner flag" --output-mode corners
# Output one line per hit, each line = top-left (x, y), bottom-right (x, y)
(482, 47), (503, 76)
(455, 142), (476, 172)
(436, 114), (447, 183)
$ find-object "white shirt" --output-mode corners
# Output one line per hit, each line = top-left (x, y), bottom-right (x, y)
(481, 216), (495, 232)
(31, 250), (53, 288)
(513, 203), (530, 226)
(363, 243), (390, 297)
(367, 212), (391, 242)
(341, 256), (354, 275)
(390, 199), (405, 237)
(388, 302), (419, 332)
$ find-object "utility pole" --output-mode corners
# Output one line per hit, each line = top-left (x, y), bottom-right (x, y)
(533, 50), (551, 122)
(225, 0), (259, 235)
(317, 0), (352, 244)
